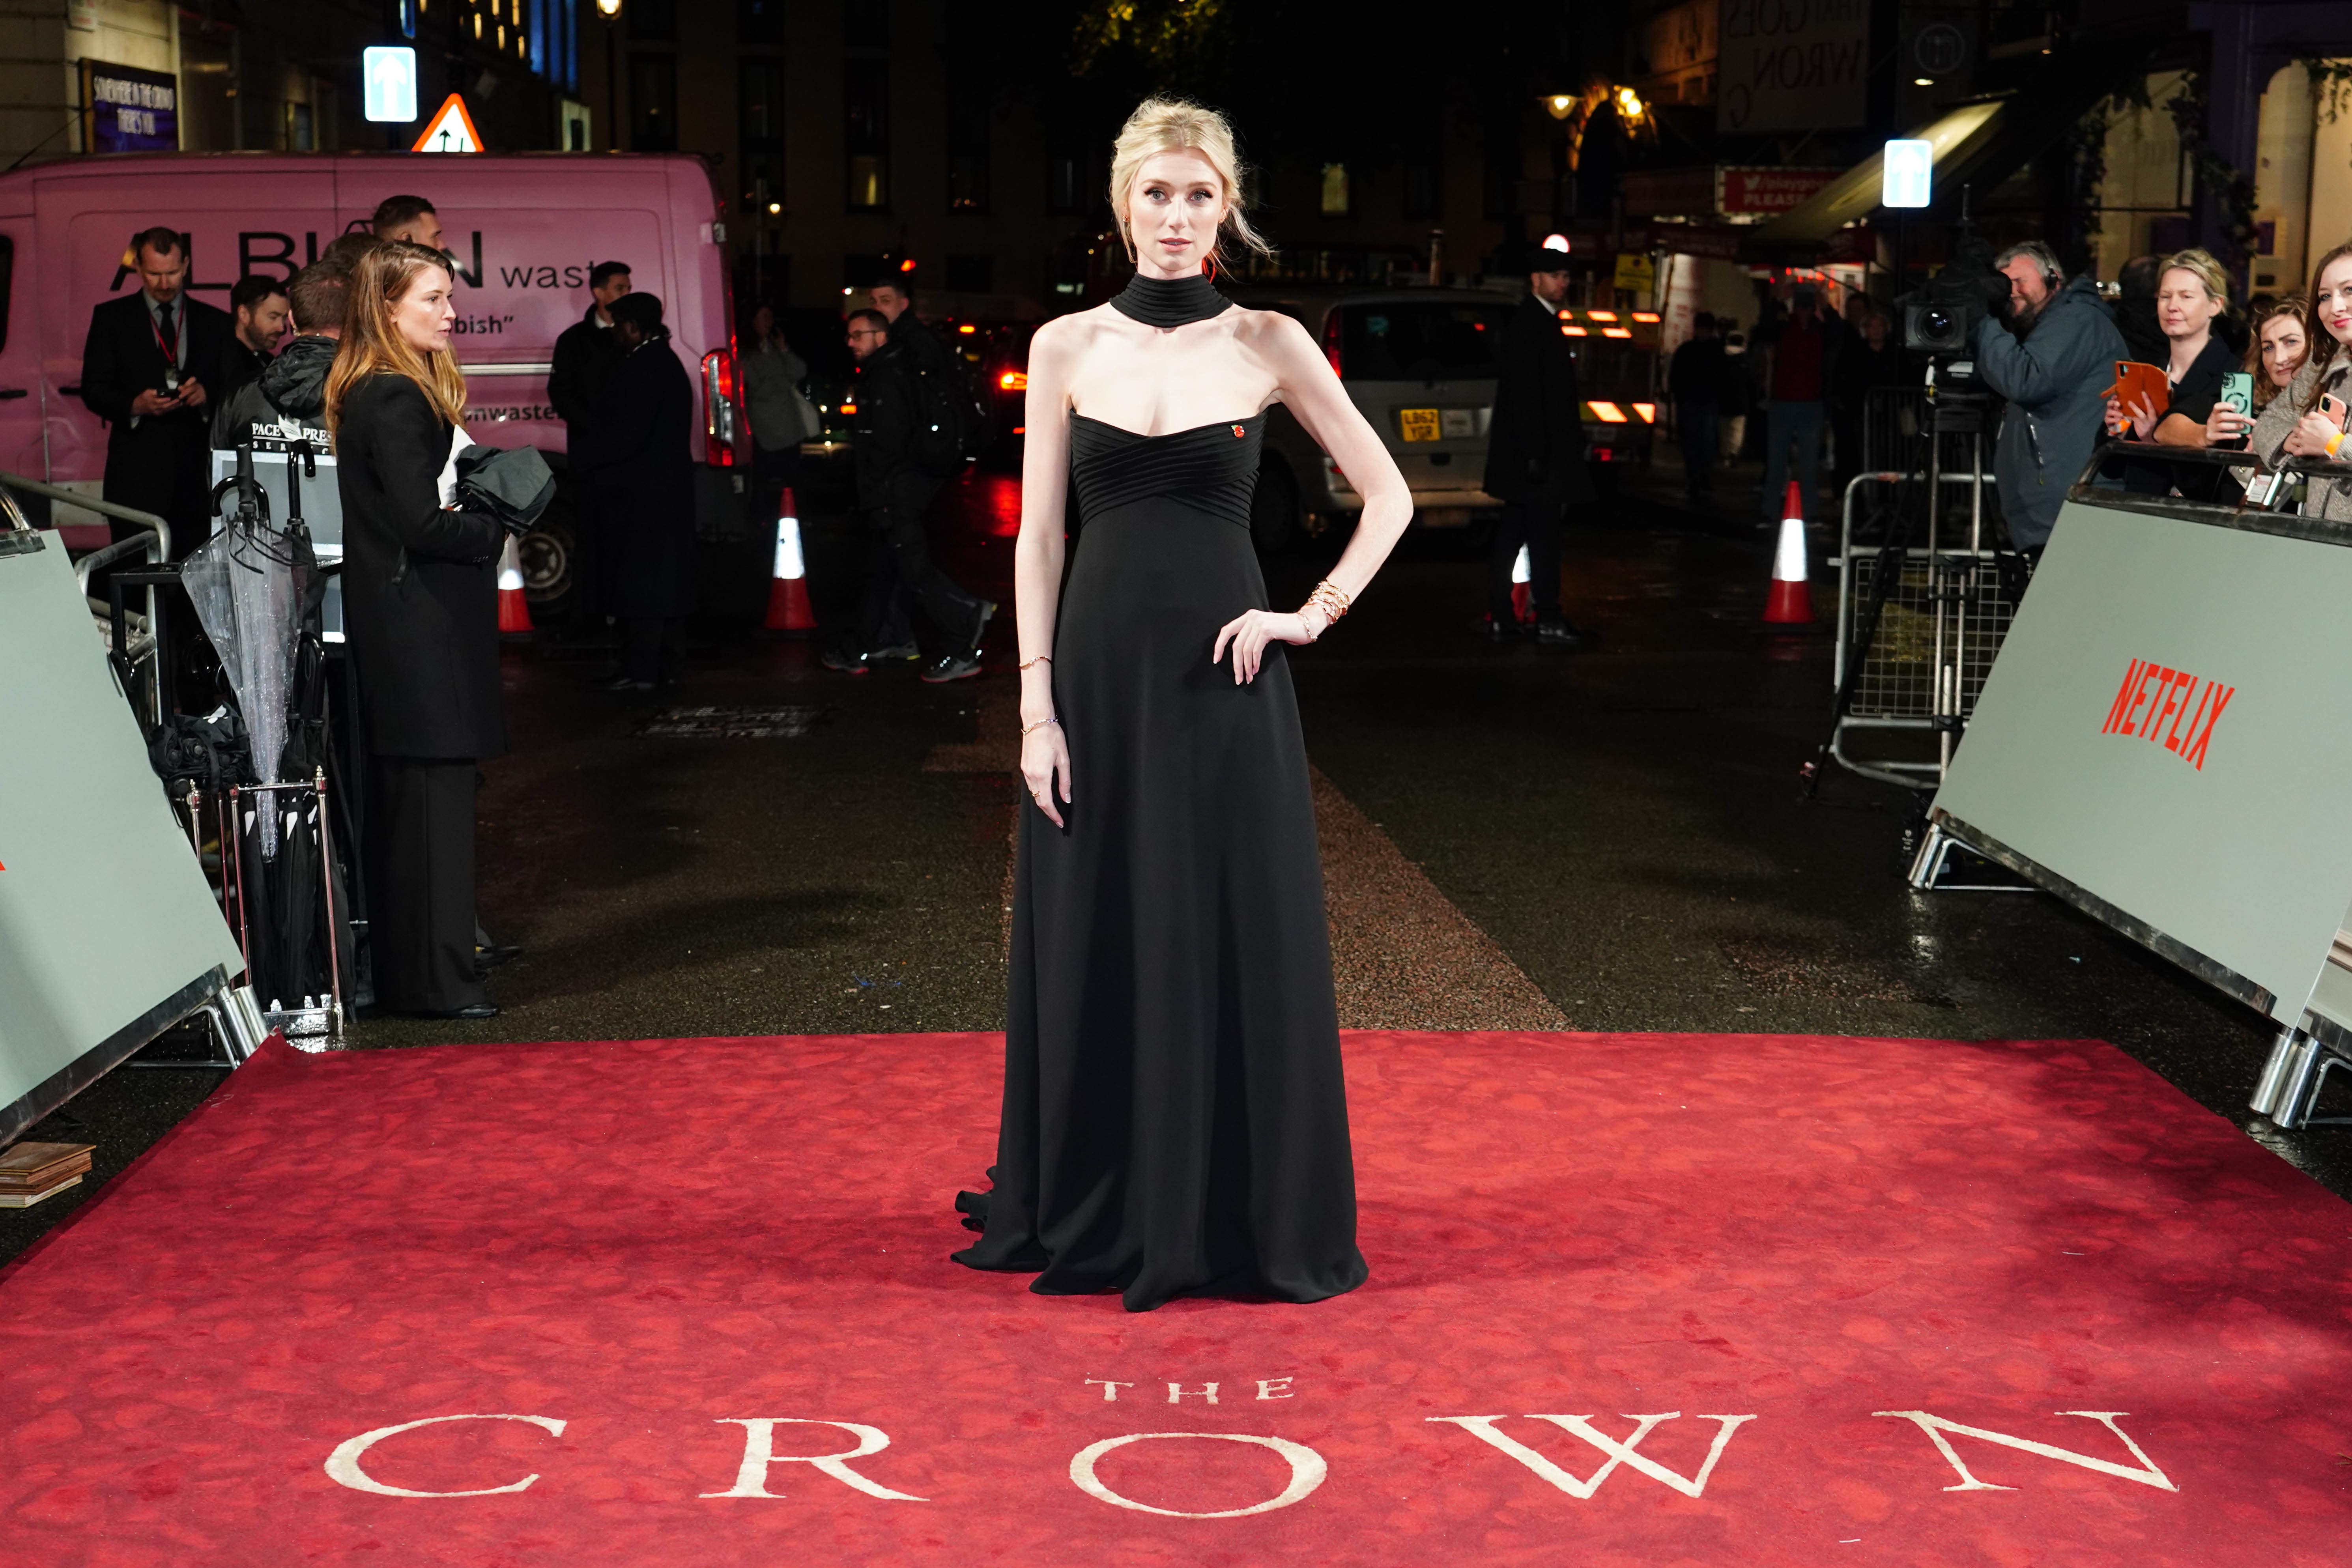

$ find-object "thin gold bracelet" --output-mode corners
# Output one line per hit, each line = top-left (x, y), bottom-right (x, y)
(1019, 654), (1052, 671)
(1020, 716), (1060, 736)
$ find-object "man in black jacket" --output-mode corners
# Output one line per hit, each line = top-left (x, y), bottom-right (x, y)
(78, 225), (232, 555)
(219, 275), (290, 405)
(1481, 244), (1596, 645)
(574, 292), (698, 690)
(549, 261), (633, 623)
(1667, 313), (1724, 499)
(213, 265), (339, 449)
(831, 309), (993, 681)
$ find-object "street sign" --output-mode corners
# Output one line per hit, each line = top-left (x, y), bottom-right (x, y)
(1882, 140), (1934, 208)
(411, 93), (483, 154)
(1613, 253), (1656, 293)
(363, 47), (418, 123)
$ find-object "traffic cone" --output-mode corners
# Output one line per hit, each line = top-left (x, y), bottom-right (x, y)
(1763, 479), (1813, 626)
(1510, 544), (1533, 625)
(762, 486), (817, 635)
(496, 533), (533, 637)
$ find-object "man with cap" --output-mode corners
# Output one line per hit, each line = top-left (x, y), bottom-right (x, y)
(1481, 240), (1596, 645)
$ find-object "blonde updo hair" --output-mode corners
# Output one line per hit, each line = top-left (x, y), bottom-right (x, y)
(1108, 97), (1275, 265)
(2159, 247), (2235, 312)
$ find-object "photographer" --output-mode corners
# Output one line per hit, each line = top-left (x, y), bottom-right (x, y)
(1967, 241), (2126, 550)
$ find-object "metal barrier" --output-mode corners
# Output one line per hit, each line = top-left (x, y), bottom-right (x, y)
(2, 470), (174, 727)
(1827, 466), (2018, 791)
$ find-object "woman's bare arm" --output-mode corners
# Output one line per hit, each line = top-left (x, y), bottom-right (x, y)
(1211, 313), (1414, 682)
(1015, 318), (1080, 824)
(1262, 313), (1413, 607)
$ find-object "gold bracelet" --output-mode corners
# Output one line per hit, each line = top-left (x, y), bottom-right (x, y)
(1301, 579), (1352, 637)
(1019, 716), (1059, 736)
(1019, 654), (1052, 671)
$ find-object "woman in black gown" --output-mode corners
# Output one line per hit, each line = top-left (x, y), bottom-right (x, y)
(954, 99), (1413, 1311)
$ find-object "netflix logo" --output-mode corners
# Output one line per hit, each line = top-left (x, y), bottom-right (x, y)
(2101, 658), (2234, 770)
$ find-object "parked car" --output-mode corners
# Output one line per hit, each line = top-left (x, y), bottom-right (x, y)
(0, 151), (748, 620)
(976, 286), (1659, 553)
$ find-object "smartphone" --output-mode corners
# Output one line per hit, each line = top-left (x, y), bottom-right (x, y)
(2219, 372), (2253, 419)
(2324, 393), (2349, 429)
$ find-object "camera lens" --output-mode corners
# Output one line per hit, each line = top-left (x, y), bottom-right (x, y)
(1922, 307), (1953, 336)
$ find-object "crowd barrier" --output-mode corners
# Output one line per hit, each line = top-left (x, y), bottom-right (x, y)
(1915, 445), (2352, 1128)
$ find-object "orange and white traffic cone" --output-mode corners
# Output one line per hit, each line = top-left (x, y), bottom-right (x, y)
(1510, 543), (1534, 625)
(1763, 479), (1813, 626)
(496, 533), (534, 637)
(762, 486), (817, 635)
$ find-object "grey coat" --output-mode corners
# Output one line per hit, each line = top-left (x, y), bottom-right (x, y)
(2249, 346), (2352, 522)
(1971, 276), (2127, 548)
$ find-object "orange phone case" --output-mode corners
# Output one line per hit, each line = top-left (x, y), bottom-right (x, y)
(2107, 361), (2169, 416)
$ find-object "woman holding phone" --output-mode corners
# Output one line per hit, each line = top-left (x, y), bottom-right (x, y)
(2250, 243), (2352, 521)
(2104, 249), (2241, 447)
(2210, 296), (2310, 445)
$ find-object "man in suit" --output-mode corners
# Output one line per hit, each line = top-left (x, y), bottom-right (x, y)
(1481, 243), (1596, 645)
(78, 225), (232, 555)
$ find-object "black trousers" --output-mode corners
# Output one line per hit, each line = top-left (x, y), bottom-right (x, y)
(854, 471), (984, 651)
(1488, 492), (1567, 622)
(365, 757), (484, 1014)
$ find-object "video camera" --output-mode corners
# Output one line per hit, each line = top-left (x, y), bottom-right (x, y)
(1900, 236), (2010, 357)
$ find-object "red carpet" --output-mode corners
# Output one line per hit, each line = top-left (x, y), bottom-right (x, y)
(3, 1030), (2350, 1567)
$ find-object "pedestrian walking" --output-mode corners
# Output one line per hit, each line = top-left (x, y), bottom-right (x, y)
(1667, 312), (1724, 499)
(77, 225), (231, 555)
(1480, 243), (1595, 645)
(576, 292), (698, 690)
(826, 308), (995, 681)
(325, 241), (506, 1020)
(1755, 286), (1830, 524)
(740, 303), (814, 534)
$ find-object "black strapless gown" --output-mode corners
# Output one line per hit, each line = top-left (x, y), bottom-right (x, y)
(952, 410), (1370, 1312)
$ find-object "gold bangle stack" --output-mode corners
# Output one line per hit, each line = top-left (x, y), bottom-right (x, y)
(1302, 579), (1353, 638)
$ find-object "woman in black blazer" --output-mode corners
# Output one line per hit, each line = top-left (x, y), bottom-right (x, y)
(327, 242), (508, 1019)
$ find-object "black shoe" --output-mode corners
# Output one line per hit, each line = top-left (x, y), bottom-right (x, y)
(1482, 613), (1527, 641)
(921, 650), (983, 683)
(476, 942), (523, 972)
(872, 640), (920, 661)
(1535, 616), (1589, 647)
(821, 647), (877, 675)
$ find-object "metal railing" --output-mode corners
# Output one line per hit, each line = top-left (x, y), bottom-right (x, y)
(2, 470), (174, 726)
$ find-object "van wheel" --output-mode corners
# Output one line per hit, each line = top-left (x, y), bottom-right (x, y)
(521, 514), (579, 620)
(1251, 460), (1298, 556)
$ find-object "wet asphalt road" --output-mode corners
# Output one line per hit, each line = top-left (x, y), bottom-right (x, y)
(5, 449), (2339, 1267)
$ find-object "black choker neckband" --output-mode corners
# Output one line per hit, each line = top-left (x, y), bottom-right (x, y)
(1111, 271), (1229, 328)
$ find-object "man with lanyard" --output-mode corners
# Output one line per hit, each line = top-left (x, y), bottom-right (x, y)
(79, 225), (232, 556)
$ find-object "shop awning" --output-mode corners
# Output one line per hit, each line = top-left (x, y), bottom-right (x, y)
(1751, 99), (2006, 251)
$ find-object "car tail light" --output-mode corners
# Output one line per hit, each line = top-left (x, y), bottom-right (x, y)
(1630, 402), (1656, 423)
(999, 370), (1028, 391)
(1560, 324), (1588, 337)
(1594, 447), (1615, 461)
(701, 344), (742, 467)
(1322, 312), (1344, 377)
(1602, 327), (1632, 339)
(1586, 401), (1628, 423)
(1630, 311), (1661, 323)
(1587, 309), (1619, 322)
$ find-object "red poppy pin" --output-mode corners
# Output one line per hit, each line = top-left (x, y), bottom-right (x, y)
(1232, 424), (1246, 438)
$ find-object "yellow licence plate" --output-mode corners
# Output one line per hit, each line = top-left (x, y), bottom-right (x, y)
(1398, 407), (1441, 442)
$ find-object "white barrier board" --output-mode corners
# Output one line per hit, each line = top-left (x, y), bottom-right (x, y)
(0, 535), (244, 1144)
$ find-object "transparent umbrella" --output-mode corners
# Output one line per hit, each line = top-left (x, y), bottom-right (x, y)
(182, 491), (312, 856)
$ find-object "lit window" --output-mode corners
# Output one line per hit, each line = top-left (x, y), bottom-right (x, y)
(1560, 325), (1588, 337)
(1320, 162), (1349, 217)
(1630, 311), (1661, 323)
(1586, 310), (1619, 322)
(1602, 327), (1632, 338)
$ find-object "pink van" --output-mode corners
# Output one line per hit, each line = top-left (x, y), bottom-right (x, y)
(0, 151), (746, 610)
